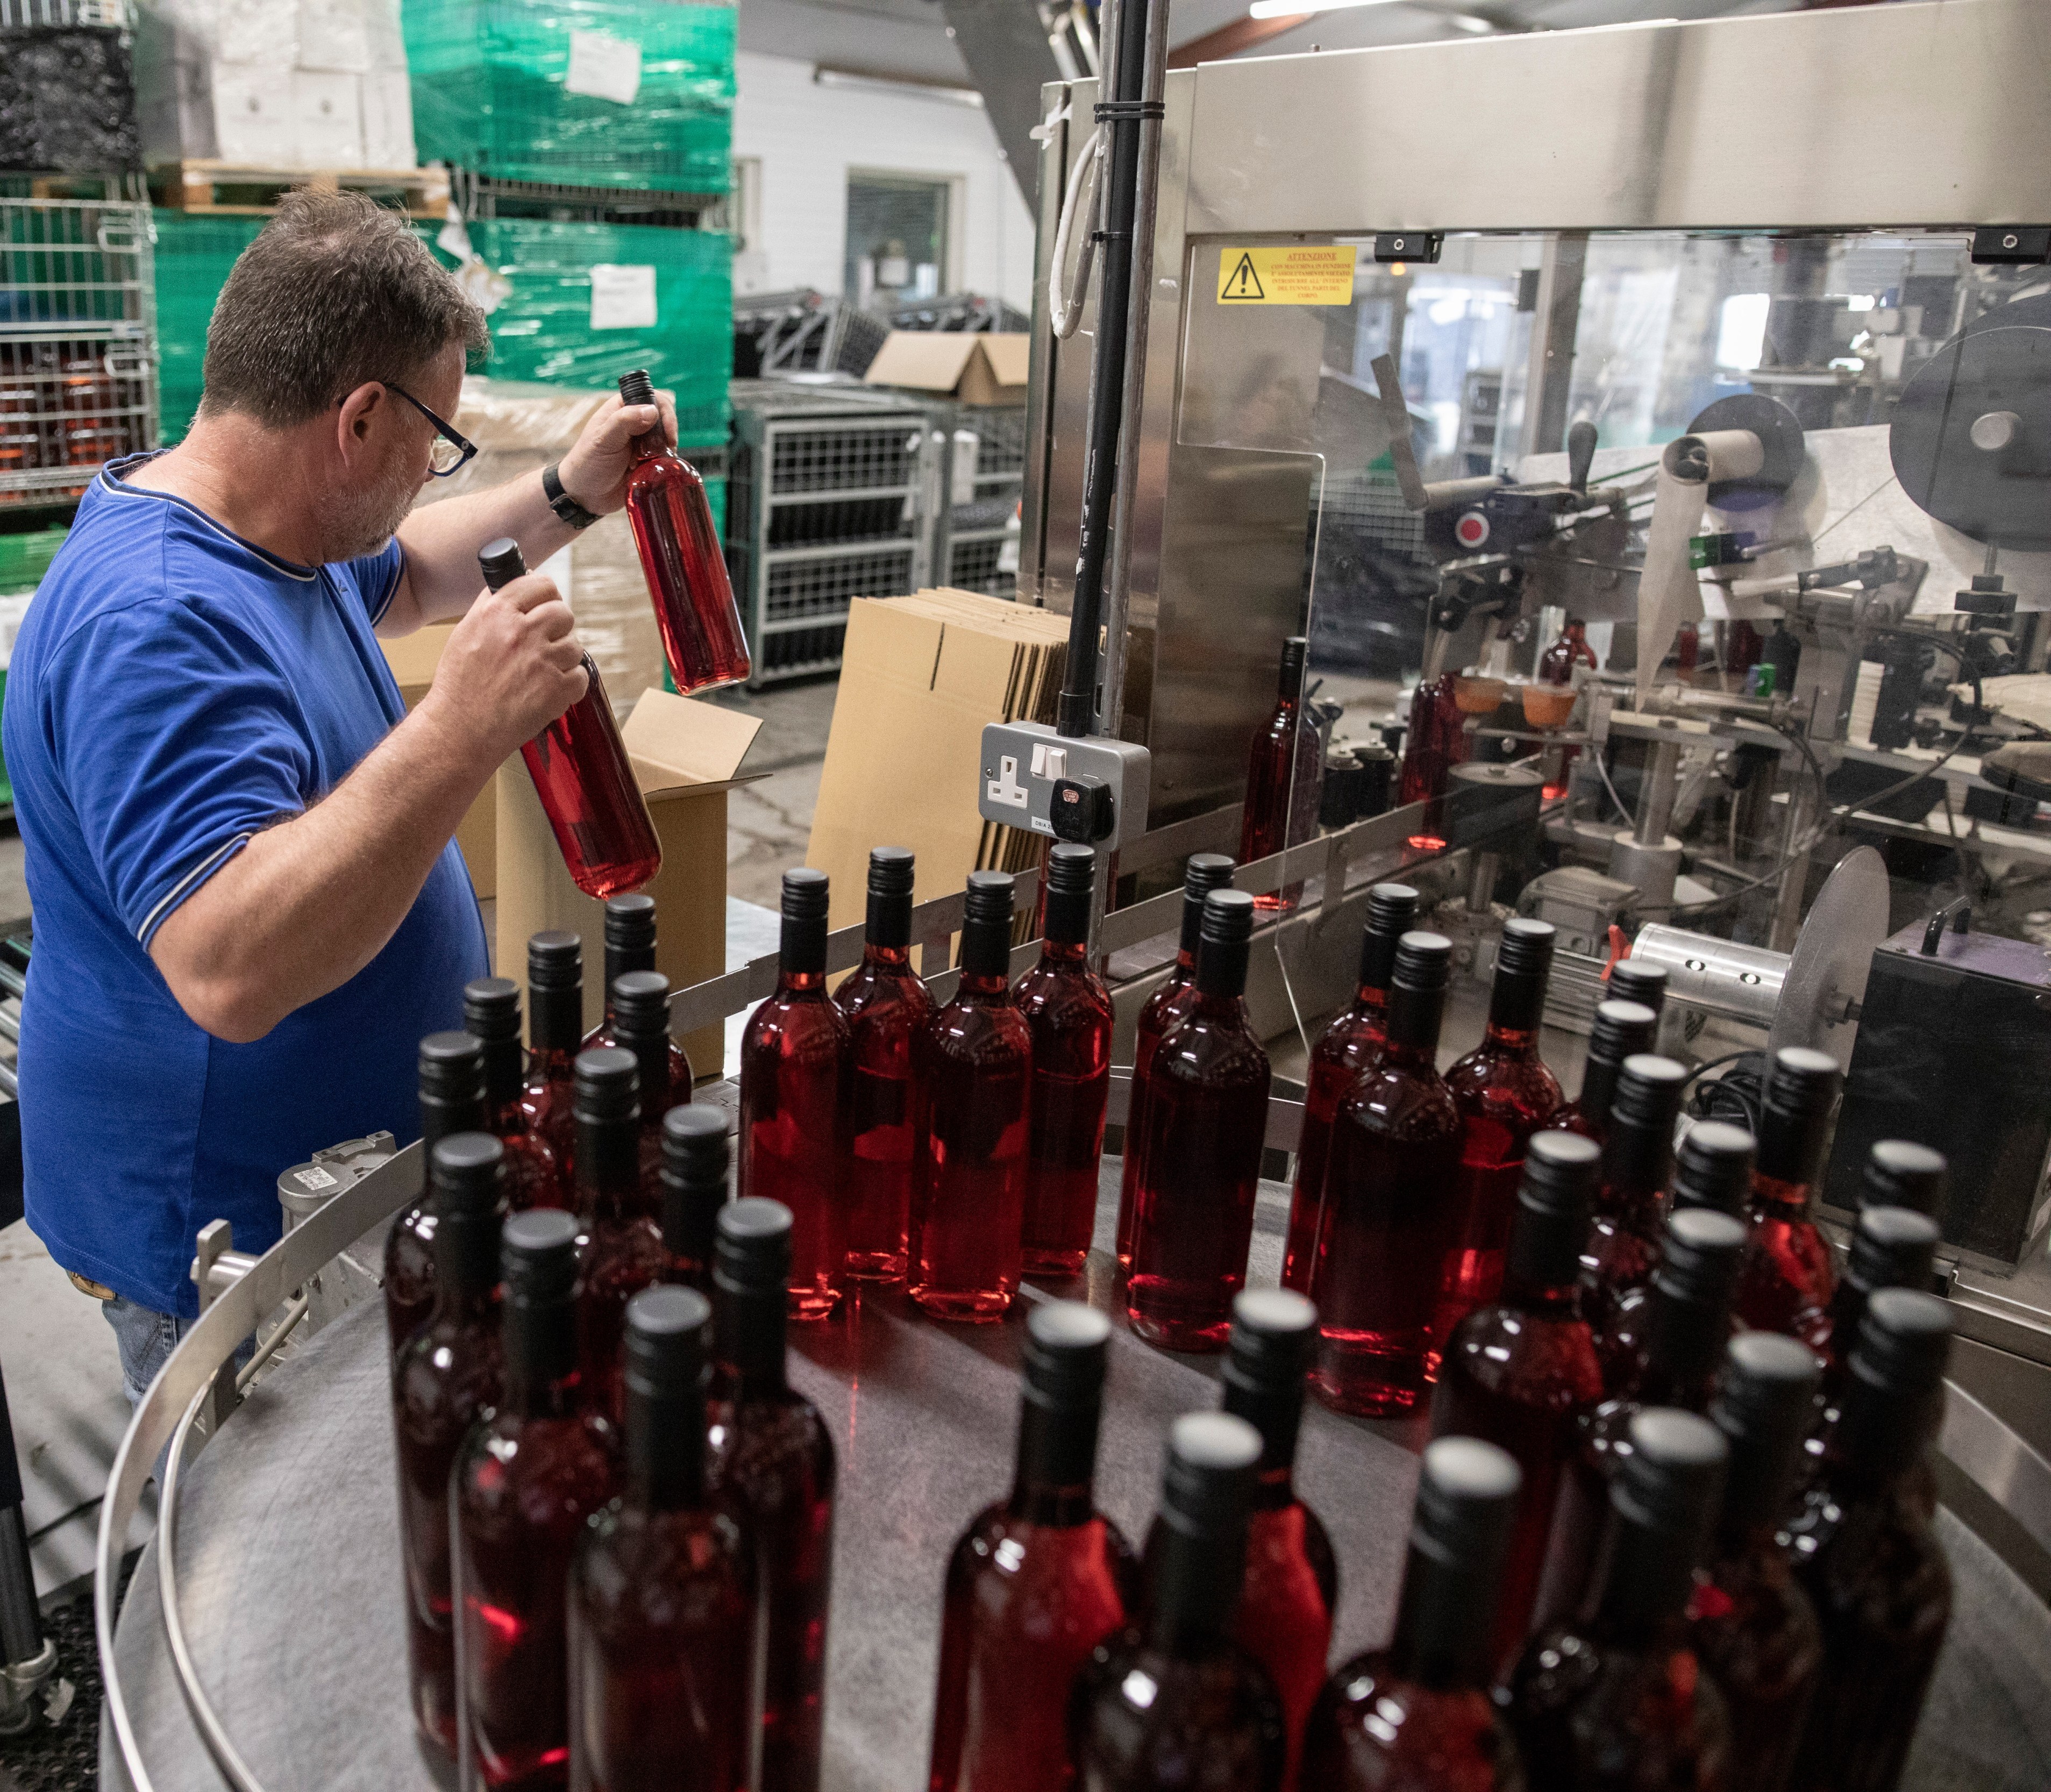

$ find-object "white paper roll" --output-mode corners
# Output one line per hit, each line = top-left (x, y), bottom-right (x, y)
(1635, 430), (1766, 696)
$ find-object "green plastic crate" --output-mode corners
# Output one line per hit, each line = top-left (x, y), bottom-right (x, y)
(0, 527), (68, 596)
(403, 0), (735, 195)
(152, 212), (267, 444)
(433, 217), (731, 442)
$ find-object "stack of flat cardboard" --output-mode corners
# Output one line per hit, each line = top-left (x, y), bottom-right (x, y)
(806, 588), (1069, 937)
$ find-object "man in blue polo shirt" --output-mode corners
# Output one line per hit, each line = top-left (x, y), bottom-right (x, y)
(4, 190), (678, 1403)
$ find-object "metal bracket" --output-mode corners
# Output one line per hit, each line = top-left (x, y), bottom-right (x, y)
(191, 1222), (257, 1436)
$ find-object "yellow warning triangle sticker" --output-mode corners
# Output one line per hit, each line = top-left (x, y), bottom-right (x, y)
(1222, 251), (1266, 301)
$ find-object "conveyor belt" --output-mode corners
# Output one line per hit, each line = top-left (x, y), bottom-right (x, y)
(100, 1166), (2051, 1791)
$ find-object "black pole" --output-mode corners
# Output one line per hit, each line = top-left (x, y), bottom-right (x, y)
(1058, 0), (1157, 740)
(0, 1357), (45, 1708)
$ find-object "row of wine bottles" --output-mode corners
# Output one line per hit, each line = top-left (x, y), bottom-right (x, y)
(496, 387), (751, 903)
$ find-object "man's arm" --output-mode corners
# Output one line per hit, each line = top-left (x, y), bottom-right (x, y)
(149, 570), (582, 1043)
(379, 389), (680, 636)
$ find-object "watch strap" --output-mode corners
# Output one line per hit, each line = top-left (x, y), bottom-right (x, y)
(542, 462), (601, 530)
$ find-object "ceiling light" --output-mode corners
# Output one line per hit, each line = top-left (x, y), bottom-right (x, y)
(814, 67), (984, 108)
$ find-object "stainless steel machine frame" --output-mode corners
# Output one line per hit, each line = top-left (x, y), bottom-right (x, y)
(1019, 0), (2051, 827)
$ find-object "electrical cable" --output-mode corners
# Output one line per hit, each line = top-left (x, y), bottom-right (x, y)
(1592, 745), (1636, 827)
(1047, 122), (1103, 341)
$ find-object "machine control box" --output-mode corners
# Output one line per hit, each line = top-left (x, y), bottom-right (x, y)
(979, 721), (1151, 849)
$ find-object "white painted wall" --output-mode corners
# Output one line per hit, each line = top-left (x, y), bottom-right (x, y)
(732, 49), (1035, 312)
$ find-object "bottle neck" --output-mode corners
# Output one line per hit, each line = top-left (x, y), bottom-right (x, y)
(663, 1172), (724, 1269)
(1038, 936), (1090, 974)
(420, 1090), (487, 1157)
(1148, 1521), (1244, 1654)
(621, 1031), (672, 1122)
(1750, 1166), (1813, 1221)
(1195, 939), (1250, 1001)
(629, 1380), (709, 1511)
(578, 1112), (641, 1221)
(1503, 1210), (1585, 1305)
(531, 985), (583, 1057)
(1011, 1396), (1101, 1528)
(1599, 1115), (1675, 1217)
(865, 889), (912, 953)
(960, 913), (1012, 982)
(1388, 1536), (1494, 1689)
(604, 941), (656, 1003)
(479, 1034), (526, 1113)
(504, 1301), (580, 1418)
(431, 1208), (500, 1319)
(628, 429), (670, 467)
(862, 939), (913, 974)
(779, 913), (828, 986)
(1222, 1380), (1302, 1502)
(717, 1286), (788, 1397)
(1487, 969), (1546, 1039)
(1834, 1375), (1944, 1493)
(1577, 1054), (1623, 1134)
(1176, 894), (1207, 966)
(1593, 1510), (1698, 1644)
(1640, 1291), (1725, 1407)
(1757, 1102), (1831, 1194)
(1384, 982), (1446, 1059)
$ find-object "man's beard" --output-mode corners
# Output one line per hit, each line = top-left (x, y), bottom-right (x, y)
(317, 448), (424, 563)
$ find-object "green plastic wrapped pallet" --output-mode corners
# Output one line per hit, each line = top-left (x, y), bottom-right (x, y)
(430, 217), (731, 443)
(0, 527), (69, 596)
(403, 0), (735, 194)
(152, 211), (266, 444)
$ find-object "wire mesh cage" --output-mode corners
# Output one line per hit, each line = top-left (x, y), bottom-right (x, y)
(0, 194), (156, 504)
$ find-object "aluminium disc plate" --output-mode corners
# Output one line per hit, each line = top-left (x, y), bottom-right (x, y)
(1891, 324), (2051, 551)
(1769, 844), (1889, 1061)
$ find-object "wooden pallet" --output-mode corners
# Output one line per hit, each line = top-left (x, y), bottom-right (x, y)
(149, 160), (451, 219)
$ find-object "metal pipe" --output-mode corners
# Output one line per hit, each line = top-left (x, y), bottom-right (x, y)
(1054, 0), (1156, 740)
(1635, 736), (1681, 846)
(1769, 775), (1819, 952)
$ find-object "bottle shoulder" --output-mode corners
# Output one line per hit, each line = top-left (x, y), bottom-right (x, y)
(394, 1319), (503, 1439)
(925, 991), (1034, 1066)
(1445, 1045), (1564, 1117)
(835, 960), (934, 1025)
(1153, 1007), (1271, 1088)
(1307, 1654), (1512, 1790)
(1076, 1630), (1287, 1785)
(574, 1501), (754, 1625)
(457, 1408), (619, 1535)
(1016, 961), (1115, 1032)
(1337, 1062), (1461, 1139)
(1444, 1304), (1604, 1410)
(709, 1383), (838, 1509)
(1690, 1547), (1823, 1697)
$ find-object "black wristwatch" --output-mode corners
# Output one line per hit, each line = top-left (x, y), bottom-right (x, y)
(543, 462), (601, 531)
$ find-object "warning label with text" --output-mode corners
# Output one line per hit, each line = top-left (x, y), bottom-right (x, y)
(1216, 246), (1356, 306)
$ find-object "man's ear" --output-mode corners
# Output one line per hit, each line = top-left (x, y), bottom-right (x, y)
(334, 381), (387, 458)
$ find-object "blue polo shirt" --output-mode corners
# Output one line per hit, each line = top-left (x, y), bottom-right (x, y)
(4, 453), (490, 1315)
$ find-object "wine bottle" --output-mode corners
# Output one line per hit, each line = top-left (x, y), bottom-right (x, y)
(660, 1104), (730, 1291)
(1398, 672), (1468, 845)
(481, 537), (661, 901)
(1071, 1414), (1285, 1792)
(1785, 1290), (1954, 1792)
(1538, 616), (1599, 684)
(452, 1209), (618, 1790)
(1857, 1139), (1946, 1218)
(523, 930), (586, 1189)
(1300, 1438), (1522, 1790)
(709, 1199), (838, 1792)
(1306, 932), (1463, 1416)
(1216, 1290), (1336, 1792)
(573, 1048), (669, 1426)
(1239, 636), (1321, 912)
(927, 1302), (1137, 1792)
(1578, 1053), (1689, 1383)
(393, 1133), (505, 1760)
(1691, 1333), (1824, 1792)
(909, 871), (1034, 1321)
(385, 1030), (489, 1351)
(1670, 1122), (1756, 1219)
(1733, 1047), (1841, 1348)
(1016, 844), (1114, 1277)
(835, 845), (934, 1281)
(1127, 889), (1273, 1351)
(461, 977), (564, 1212)
(1814, 1203), (1940, 1439)
(583, 893), (657, 1048)
(1116, 853), (1236, 1268)
(1541, 997), (1657, 1144)
(610, 968), (690, 1191)
(569, 1284), (756, 1792)
(1432, 1131), (1606, 1670)
(1506, 1409), (1732, 1792)
(1280, 882), (1420, 1294)
(618, 368), (751, 692)
(1535, 1207), (1745, 1632)
(1436, 919), (1566, 1355)
(739, 869), (852, 1321)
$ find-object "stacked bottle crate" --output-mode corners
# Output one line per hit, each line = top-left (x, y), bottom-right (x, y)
(0, 193), (158, 508)
(725, 379), (936, 687)
(934, 400), (1026, 597)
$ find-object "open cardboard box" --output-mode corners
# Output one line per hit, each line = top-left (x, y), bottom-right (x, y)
(862, 331), (1031, 406)
(495, 688), (765, 1081)
(382, 623), (498, 900)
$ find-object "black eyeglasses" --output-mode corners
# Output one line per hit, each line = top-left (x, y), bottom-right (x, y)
(384, 382), (479, 477)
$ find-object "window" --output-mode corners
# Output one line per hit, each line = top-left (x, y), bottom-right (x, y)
(845, 173), (951, 310)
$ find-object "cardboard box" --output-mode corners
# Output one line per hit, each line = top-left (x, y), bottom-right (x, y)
(381, 623), (499, 901)
(863, 331), (1031, 406)
(495, 688), (764, 1081)
(806, 590), (1068, 937)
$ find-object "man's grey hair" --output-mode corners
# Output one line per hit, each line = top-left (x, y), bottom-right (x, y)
(198, 188), (489, 429)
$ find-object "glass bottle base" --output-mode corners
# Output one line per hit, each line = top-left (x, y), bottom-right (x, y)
(1023, 1247), (1088, 1278)
(908, 1285), (1016, 1323)
(1126, 1291), (1232, 1354)
(1312, 1330), (1430, 1416)
(787, 1282), (843, 1323)
(844, 1251), (907, 1282)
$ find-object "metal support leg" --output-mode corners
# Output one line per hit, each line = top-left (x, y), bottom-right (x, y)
(0, 1357), (54, 1735)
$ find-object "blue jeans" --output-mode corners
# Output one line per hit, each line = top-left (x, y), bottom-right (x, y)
(101, 1293), (193, 1409)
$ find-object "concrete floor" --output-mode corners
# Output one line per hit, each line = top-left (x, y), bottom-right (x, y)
(707, 675), (837, 906)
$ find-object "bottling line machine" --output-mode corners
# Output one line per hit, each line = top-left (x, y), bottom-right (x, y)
(59, 4), (2051, 1788)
